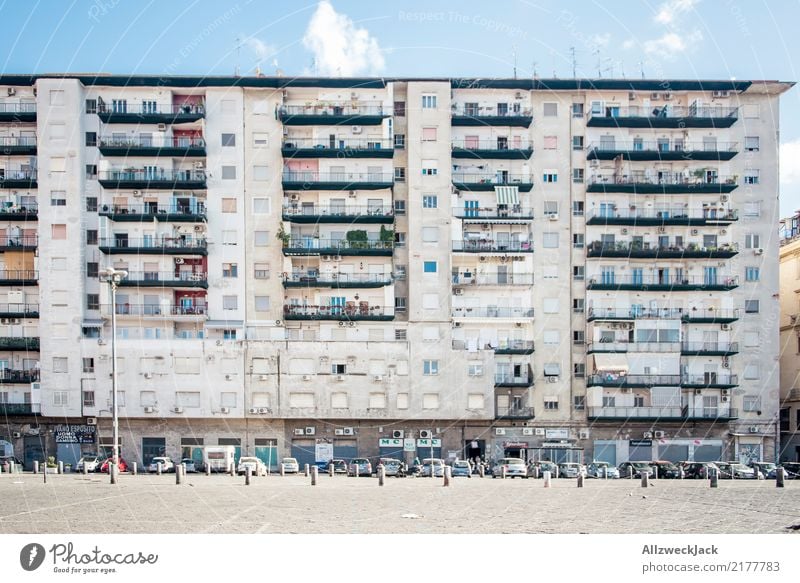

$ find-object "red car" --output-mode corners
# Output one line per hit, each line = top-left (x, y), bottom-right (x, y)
(99, 457), (128, 473)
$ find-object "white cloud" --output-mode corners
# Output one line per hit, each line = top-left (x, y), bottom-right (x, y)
(655, 0), (699, 24)
(780, 139), (800, 215)
(245, 37), (276, 63)
(643, 30), (703, 57)
(589, 33), (611, 49)
(302, 1), (385, 76)
(622, 38), (636, 50)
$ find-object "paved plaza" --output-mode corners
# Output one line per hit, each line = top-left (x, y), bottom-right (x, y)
(0, 473), (798, 534)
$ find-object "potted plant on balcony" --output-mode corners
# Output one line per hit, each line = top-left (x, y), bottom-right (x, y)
(276, 225), (291, 247)
(346, 229), (369, 249)
(691, 168), (706, 183)
(379, 225), (394, 247)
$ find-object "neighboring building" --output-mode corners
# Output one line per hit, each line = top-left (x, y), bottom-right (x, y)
(779, 213), (800, 462)
(0, 74), (792, 469)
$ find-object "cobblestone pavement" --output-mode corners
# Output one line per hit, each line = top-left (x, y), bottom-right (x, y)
(0, 473), (798, 534)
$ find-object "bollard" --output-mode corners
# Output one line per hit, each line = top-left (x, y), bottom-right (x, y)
(443, 466), (451, 487)
(245, 467), (251, 486)
(83, 461), (88, 476)
(156, 462), (162, 476)
(501, 465), (507, 480)
(577, 473), (584, 488)
(110, 464), (118, 485)
(641, 471), (649, 488)
(776, 467), (785, 488)
(33, 461), (38, 474)
(205, 463), (211, 477)
(58, 461), (63, 475)
(328, 463), (334, 477)
(280, 463), (285, 477)
(554, 466), (559, 479)
(679, 467), (685, 480)
(629, 468), (634, 480)
(601, 466), (607, 480)
(543, 470), (551, 488)
(181, 463), (186, 477)
(378, 466), (385, 486)
(356, 464), (361, 478)
(651, 466), (658, 481)
(479, 464), (485, 478)
(710, 468), (718, 488)
(230, 463), (236, 477)
(132, 462), (137, 476)
(304, 464), (310, 477)
(311, 466), (318, 486)
(176, 466), (183, 485)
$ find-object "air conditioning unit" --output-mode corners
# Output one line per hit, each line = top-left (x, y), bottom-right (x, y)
(695, 389), (702, 395)
(305, 427), (316, 436)
(650, 92), (661, 100)
(335, 428), (345, 436)
(712, 90), (730, 98)
(351, 125), (362, 134)
(259, 375), (268, 381)
(392, 430), (404, 439)
(547, 376), (559, 383)
(97, 339), (107, 345)
(220, 407), (230, 414)
(293, 428), (305, 436)
(663, 92), (672, 100)
(720, 229), (727, 235)
(721, 323), (731, 331)
(174, 257), (184, 264)
(515, 92), (523, 99)
(173, 407), (184, 413)
(721, 396), (729, 403)
(321, 255), (331, 261)
(419, 429), (432, 439)
(275, 320), (282, 326)
(343, 427), (354, 436)
(621, 228), (628, 235)
(86, 417), (97, 426)
(495, 428), (506, 436)
(657, 226), (666, 234)
(620, 387), (631, 393)
(336, 374), (345, 382)
(749, 426), (758, 433)
(225, 374), (232, 381)
(348, 190), (356, 198)
(143, 372), (153, 379)
(302, 374), (312, 381)
(373, 375), (383, 382)
(144, 406), (155, 413)
(258, 408), (270, 414)
(453, 288), (463, 295)
(579, 429), (590, 439)
(194, 225), (204, 232)
(654, 431), (665, 439)
(754, 248), (764, 255)
(12, 431), (21, 438)
(691, 229), (699, 235)
(290, 194), (299, 201)
(249, 407), (259, 414)
(548, 213), (559, 221)
(628, 92), (636, 101)
(453, 322), (462, 328)
(522, 427), (534, 436)
(31, 382), (41, 391)
(479, 256), (487, 262)
(643, 431), (653, 439)
(157, 123), (167, 131)
(720, 195), (729, 202)
(132, 190), (142, 197)
(535, 428), (545, 436)
(193, 161), (205, 169)
(721, 389), (730, 396)
(722, 357), (730, 368)
(7, 87), (16, 96)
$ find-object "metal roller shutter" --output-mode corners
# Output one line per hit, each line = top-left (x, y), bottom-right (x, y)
(290, 440), (316, 469)
(593, 441), (617, 466)
(693, 445), (722, 462)
(333, 440), (358, 463)
(658, 444), (689, 463)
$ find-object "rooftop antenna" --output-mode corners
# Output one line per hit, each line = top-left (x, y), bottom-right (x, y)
(638, 60), (645, 79)
(512, 45), (517, 79)
(594, 49), (602, 78)
(620, 59), (626, 79)
(532, 61), (538, 80)
(234, 36), (242, 76)
(311, 57), (317, 76)
(570, 46), (577, 79)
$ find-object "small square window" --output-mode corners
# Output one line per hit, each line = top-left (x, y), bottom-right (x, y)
(394, 200), (406, 215)
(422, 127), (437, 141)
(85, 99), (97, 114)
(221, 133), (236, 147)
(221, 198), (237, 213)
(394, 101), (406, 116)
(82, 358), (95, 373)
(223, 295), (238, 310)
(254, 231), (270, 246)
(745, 300), (759, 313)
(394, 134), (405, 149)
(422, 195), (438, 209)
(50, 191), (66, 206)
(543, 102), (558, 117)
(422, 95), (437, 109)
(572, 103), (584, 117)
(423, 360), (439, 375)
(572, 136), (584, 150)
(85, 164), (97, 179)
(423, 261), (437, 273)
(86, 229), (97, 245)
(254, 263), (270, 279)
(254, 296), (270, 311)
(85, 132), (97, 147)
(394, 167), (406, 182)
(87, 262), (99, 278)
(86, 196), (98, 212)
(221, 166), (236, 180)
(222, 263), (238, 278)
(86, 294), (99, 310)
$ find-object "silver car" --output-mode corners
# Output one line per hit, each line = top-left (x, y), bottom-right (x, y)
(281, 457), (299, 473)
(586, 461), (619, 479)
(420, 458), (445, 477)
(238, 456), (267, 476)
(492, 458), (527, 478)
(558, 462), (583, 478)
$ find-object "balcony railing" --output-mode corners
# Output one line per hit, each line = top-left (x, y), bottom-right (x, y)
(587, 341), (680, 353)
(98, 238), (208, 255)
(681, 375), (738, 388)
(282, 272), (393, 288)
(0, 336), (40, 350)
(0, 103), (36, 121)
(0, 403), (41, 415)
(109, 303), (207, 316)
(494, 340), (535, 354)
(98, 136), (206, 156)
(587, 275), (739, 291)
(0, 169), (37, 187)
(115, 271), (208, 287)
(586, 241), (738, 259)
(0, 237), (37, 251)
(452, 173), (533, 191)
(283, 304), (395, 321)
(452, 239), (533, 253)
(453, 206), (534, 220)
(682, 309), (740, 323)
(495, 406), (535, 419)
(587, 406), (684, 420)
(97, 102), (205, 122)
(282, 138), (394, 158)
(0, 204), (38, 219)
(282, 204), (393, 223)
(451, 139), (533, 159)
(0, 369), (39, 383)
(451, 106), (533, 127)
(681, 342), (739, 355)
(279, 104), (389, 125)
(99, 204), (207, 222)
(281, 171), (394, 189)
(452, 272), (534, 286)
(585, 208), (738, 226)
(586, 141), (738, 161)
(282, 238), (393, 256)
(0, 303), (39, 317)
(587, 374), (682, 387)
(0, 270), (38, 284)
(452, 306), (534, 318)
(587, 173), (738, 194)
(683, 406), (739, 420)
(99, 169), (207, 189)
(586, 105), (738, 128)
(587, 307), (740, 323)
(494, 373), (533, 387)
(0, 136), (37, 153)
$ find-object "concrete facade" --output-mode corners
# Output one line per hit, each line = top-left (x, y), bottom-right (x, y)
(779, 221), (800, 462)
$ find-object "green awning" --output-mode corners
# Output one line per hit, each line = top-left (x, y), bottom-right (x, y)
(495, 186), (519, 205)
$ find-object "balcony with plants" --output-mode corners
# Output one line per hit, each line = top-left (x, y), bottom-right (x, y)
(450, 103), (533, 127)
(99, 168), (206, 190)
(586, 240), (738, 259)
(586, 273), (738, 291)
(98, 134), (206, 157)
(96, 97), (205, 123)
(0, 167), (36, 189)
(587, 170), (738, 194)
(585, 205), (738, 226)
(280, 225), (394, 256)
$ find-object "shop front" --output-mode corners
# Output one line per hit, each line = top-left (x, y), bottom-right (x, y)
(416, 438), (441, 460)
(378, 438), (404, 461)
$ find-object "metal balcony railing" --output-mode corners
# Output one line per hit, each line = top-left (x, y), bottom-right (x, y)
(683, 406), (738, 419)
(0, 403), (41, 415)
(99, 169), (207, 182)
(452, 239), (533, 253)
(587, 406), (684, 419)
(589, 173), (738, 187)
(98, 103), (205, 115)
(0, 303), (38, 315)
(283, 304), (394, 319)
(681, 375), (738, 387)
(587, 141), (738, 153)
(452, 139), (533, 150)
(282, 204), (393, 219)
(494, 374), (532, 385)
(585, 208), (738, 222)
(0, 137), (37, 147)
(452, 272), (534, 285)
(495, 406), (535, 419)
(587, 374), (682, 387)
(114, 271), (208, 284)
(282, 171), (393, 183)
(109, 303), (207, 316)
(0, 270), (37, 281)
(283, 238), (393, 252)
(0, 169), (36, 180)
(0, 103), (36, 113)
(588, 106), (738, 120)
(452, 173), (532, 185)
(98, 238), (207, 251)
(282, 272), (392, 285)
(586, 341), (680, 353)
(452, 306), (535, 318)
(587, 274), (739, 288)
(453, 206), (534, 220)
(282, 138), (393, 150)
(0, 369), (39, 383)
(452, 106), (532, 118)
(587, 241), (738, 257)
(99, 136), (206, 148)
(681, 342), (739, 354)
(99, 203), (207, 218)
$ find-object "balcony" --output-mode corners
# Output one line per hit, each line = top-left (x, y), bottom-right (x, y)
(451, 139), (533, 159)
(98, 237), (208, 256)
(0, 270), (37, 285)
(278, 104), (390, 126)
(116, 271), (208, 288)
(282, 171), (393, 191)
(98, 136), (206, 157)
(681, 375), (739, 389)
(453, 206), (534, 221)
(452, 239), (533, 253)
(682, 309), (740, 323)
(0, 204), (37, 221)
(587, 174), (738, 194)
(97, 102), (205, 124)
(587, 307), (739, 324)
(0, 103), (36, 122)
(494, 340), (535, 355)
(586, 141), (738, 161)
(586, 105), (738, 129)
(681, 342), (739, 356)
(452, 173), (533, 192)
(586, 241), (738, 259)
(452, 272), (534, 286)
(587, 406), (684, 421)
(495, 406), (535, 420)
(585, 208), (738, 226)
(0, 136), (37, 156)
(451, 106), (533, 127)
(282, 138), (394, 159)
(587, 374), (682, 388)
(282, 238), (393, 256)
(282, 272), (393, 288)
(451, 306), (535, 319)
(99, 169), (207, 190)
(0, 336), (39, 350)
(0, 303), (39, 318)
(99, 204), (206, 223)
(0, 403), (40, 415)
(587, 275), (739, 291)
(494, 373), (533, 387)
(0, 169), (36, 189)
(0, 237), (37, 252)
(283, 304), (395, 321)
(110, 303), (207, 317)
(586, 342), (680, 354)
(0, 369), (40, 384)
(282, 204), (393, 224)
(682, 406), (739, 420)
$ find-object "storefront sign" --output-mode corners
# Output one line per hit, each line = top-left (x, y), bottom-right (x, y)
(403, 438), (416, 452)
(545, 429), (569, 439)
(315, 440), (333, 463)
(379, 438), (403, 448)
(629, 439), (652, 447)
(416, 439), (442, 448)
(53, 424), (96, 444)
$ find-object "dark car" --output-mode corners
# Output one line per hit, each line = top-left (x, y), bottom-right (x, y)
(618, 461), (655, 479)
(683, 462), (719, 479)
(324, 459), (347, 474)
(749, 462), (776, 479)
(650, 461), (681, 479)
(527, 460), (558, 478)
(781, 462), (800, 479)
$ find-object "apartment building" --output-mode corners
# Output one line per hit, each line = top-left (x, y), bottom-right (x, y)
(0, 74), (790, 469)
(779, 213), (800, 462)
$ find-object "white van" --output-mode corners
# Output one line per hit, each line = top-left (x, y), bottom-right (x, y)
(202, 446), (236, 472)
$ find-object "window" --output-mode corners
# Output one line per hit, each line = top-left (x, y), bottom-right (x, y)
(543, 265), (558, 279)
(53, 357), (68, 373)
(743, 202), (761, 218)
(222, 263), (238, 278)
(422, 195), (438, 208)
(467, 363), (483, 377)
(253, 166), (268, 181)
(331, 363), (347, 375)
(573, 395), (585, 409)
(221, 198), (237, 213)
(52, 224), (67, 240)
(87, 262), (99, 278)
(394, 231), (406, 247)
(394, 328), (407, 340)
(543, 298), (559, 313)
(395, 297), (407, 312)
(423, 261), (437, 273)
(396, 393), (409, 409)
(573, 330), (585, 345)
(369, 392), (387, 409)
(422, 160), (438, 175)
(394, 167), (406, 182)
(86, 164), (97, 179)
(253, 133), (268, 147)
(83, 391), (95, 408)
(422, 393), (440, 409)
(221, 166), (236, 180)
(86, 196), (97, 212)
(745, 233), (761, 248)
(422, 94), (437, 109)
(571, 201), (584, 217)
(85, 99), (97, 114)
(543, 331), (559, 344)
(82, 358), (95, 373)
(744, 170), (760, 185)
(543, 136), (557, 149)
(745, 266), (760, 281)
(544, 399), (559, 411)
(85, 132), (97, 147)
(744, 136), (760, 151)
(221, 133), (236, 147)
(573, 233), (584, 248)
(223, 295), (238, 310)
(422, 227), (439, 242)
(176, 392), (202, 408)
(53, 391), (68, 406)
(572, 103), (584, 117)
(542, 171), (558, 183)
(394, 134), (405, 149)
(467, 394), (484, 409)
(572, 136), (584, 150)
(744, 364), (760, 380)
(745, 300), (759, 313)
(573, 168), (584, 183)
(252, 198), (270, 214)
(422, 127), (437, 141)
(49, 90), (64, 105)
(223, 329), (237, 340)
(573, 298), (584, 312)
(542, 232), (559, 248)
(254, 231), (269, 246)
(573, 265), (585, 280)
(574, 363), (585, 378)
(254, 263), (270, 279)
(50, 191), (66, 206)
(86, 293), (99, 310)
(394, 101), (406, 116)
(423, 360), (439, 375)
(394, 200), (406, 215)
(422, 327), (439, 342)
(543, 201), (558, 217)
(543, 102), (558, 117)
(254, 296), (270, 311)
(743, 396), (761, 412)
(86, 229), (97, 245)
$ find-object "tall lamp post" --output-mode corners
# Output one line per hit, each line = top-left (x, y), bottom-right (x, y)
(102, 267), (127, 484)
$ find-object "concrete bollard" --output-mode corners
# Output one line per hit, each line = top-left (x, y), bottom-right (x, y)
(710, 468), (718, 488)
(328, 463), (334, 477)
(156, 462), (162, 476)
(10, 461), (17, 474)
(378, 466), (385, 486)
(311, 466), (318, 486)
(602, 466), (607, 480)
(501, 465), (507, 480)
(132, 462), (137, 476)
(230, 463), (236, 477)
(205, 463), (211, 477)
(58, 461), (63, 475)
(33, 461), (38, 474)
(304, 464), (310, 477)
(776, 467), (785, 488)
(629, 468), (634, 480)
(554, 466), (559, 479)
(543, 470), (551, 488)
(245, 467), (251, 486)
(280, 463), (285, 477)
(577, 473), (584, 488)
(479, 464), (485, 478)
(110, 464), (118, 485)
(83, 461), (88, 476)
(176, 466), (183, 485)
(443, 466), (451, 487)
(679, 467), (685, 480)
(641, 472), (649, 488)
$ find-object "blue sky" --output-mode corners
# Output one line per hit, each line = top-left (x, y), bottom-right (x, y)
(1, 0), (798, 213)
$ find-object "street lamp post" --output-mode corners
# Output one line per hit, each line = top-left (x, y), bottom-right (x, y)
(102, 267), (127, 484)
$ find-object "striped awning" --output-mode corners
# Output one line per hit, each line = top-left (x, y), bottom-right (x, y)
(495, 186), (520, 205)
(593, 354), (629, 372)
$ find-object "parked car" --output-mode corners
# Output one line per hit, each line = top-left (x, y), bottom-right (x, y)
(586, 461), (620, 479)
(682, 462), (719, 479)
(557, 462), (583, 478)
(492, 458), (527, 478)
(237, 457), (267, 476)
(324, 459), (348, 474)
(650, 461), (681, 479)
(727, 463), (756, 479)
(419, 458), (445, 477)
(748, 462), (776, 479)
(75, 455), (102, 473)
(348, 458), (372, 477)
(451, 460), (472, 477)
(528, 460), (558, 478)
(147, 457), (175, 473)
(180, 458), (198, 473)
(781, 462), (800, 479)
(379, 458), (404, 477)
(281, 457), (299, 474)
(618, 461), (655, 479)
(99, 457), (128, 473)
